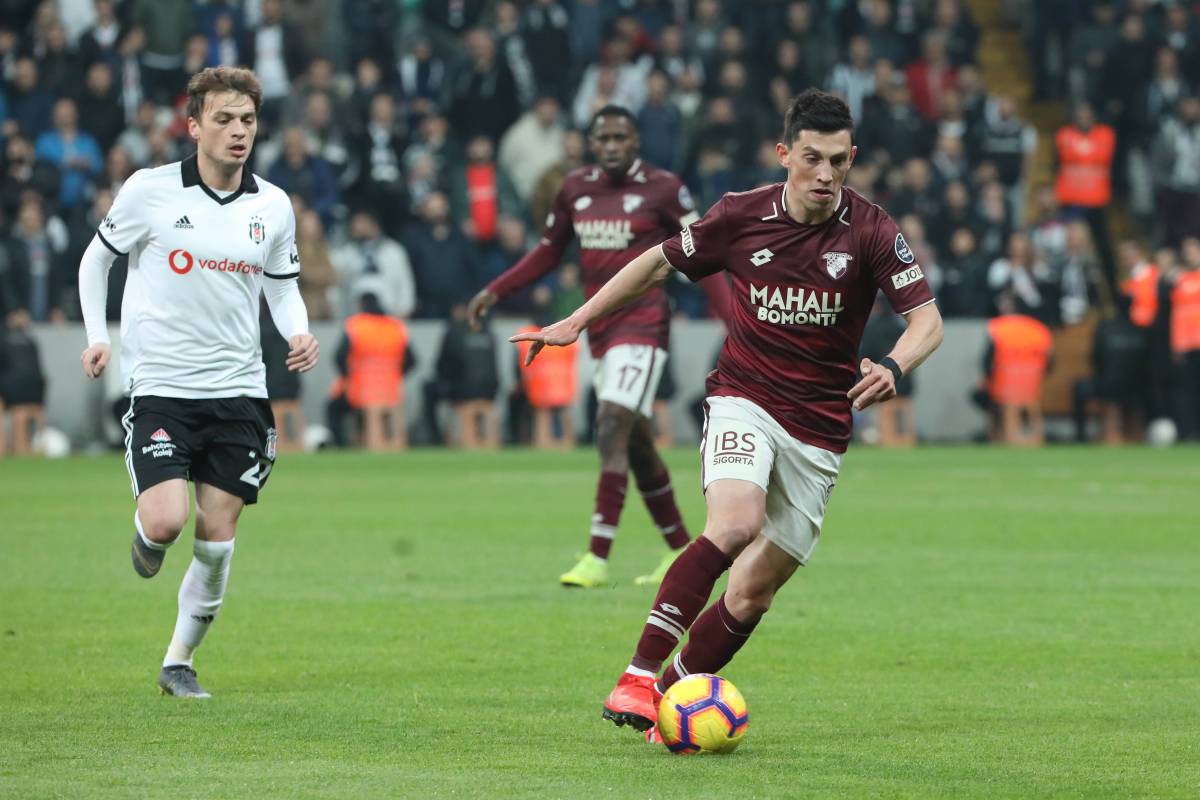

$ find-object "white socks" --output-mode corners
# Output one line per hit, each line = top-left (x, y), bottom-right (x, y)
(135, 511), (169, 551)
(163, 539), (235, 668)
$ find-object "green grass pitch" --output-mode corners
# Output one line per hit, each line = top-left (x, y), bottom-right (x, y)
(2, 446), (1198, 799)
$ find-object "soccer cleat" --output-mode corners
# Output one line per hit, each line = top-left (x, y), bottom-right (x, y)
(601, 672), (663, 732)
(560, 553), (608, 588)
(158, 665), (211, 698)
(645, 726), (664, 745)
(633, 549), (682, 587)
(131, 532), (166, 578)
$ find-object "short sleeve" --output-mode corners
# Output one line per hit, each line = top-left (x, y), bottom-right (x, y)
(265, 201), (299, 278)
(656, 175), (701, 230)
(660, 195), (729, 282)
(97, 170), (151, 256)
(867, 212), (936, 315)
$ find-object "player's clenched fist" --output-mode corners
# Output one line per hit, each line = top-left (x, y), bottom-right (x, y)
(286, 334), (320, 373)
(466, 288), (498, 331)
(847, 357), (896, 411)
(81, 343), (111, 379)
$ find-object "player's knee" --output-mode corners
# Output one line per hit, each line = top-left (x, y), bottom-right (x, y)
(725, 583), (775, 621)
(139, 508), (187, 544)
(705, 513), (764, 553)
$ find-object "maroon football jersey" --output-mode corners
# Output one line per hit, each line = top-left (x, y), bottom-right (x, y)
(661, 184), (936, 453)
(489, 159), (698, 357)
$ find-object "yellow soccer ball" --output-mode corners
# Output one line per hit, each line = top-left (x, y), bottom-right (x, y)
(656, 674), (748, 754)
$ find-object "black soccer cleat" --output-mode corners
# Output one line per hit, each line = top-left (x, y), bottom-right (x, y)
(131, 532), (165, 578)
(158, 665), (211, 698)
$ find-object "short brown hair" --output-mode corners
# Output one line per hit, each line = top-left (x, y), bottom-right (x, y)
(186, 67), (262, 121)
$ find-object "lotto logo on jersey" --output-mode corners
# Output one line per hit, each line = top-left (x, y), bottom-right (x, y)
(167, 249), (263, 277)
(749, 283), (845, 327)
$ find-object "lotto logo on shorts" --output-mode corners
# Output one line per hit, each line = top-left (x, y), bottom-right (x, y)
(711, 431), (756, 465)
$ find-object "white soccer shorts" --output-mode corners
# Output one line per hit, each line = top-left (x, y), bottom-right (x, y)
(700, 396), (842, 565)
(592, 344), (668, 418)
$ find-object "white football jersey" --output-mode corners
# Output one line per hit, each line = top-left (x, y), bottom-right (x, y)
(99, 156), (299, 399)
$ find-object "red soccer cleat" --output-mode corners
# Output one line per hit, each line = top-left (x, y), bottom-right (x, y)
(645, 725), (664, 745)
(601, 673), (664, 732)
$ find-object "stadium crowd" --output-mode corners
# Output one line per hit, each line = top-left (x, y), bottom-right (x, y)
(1, 0), (1199, 444)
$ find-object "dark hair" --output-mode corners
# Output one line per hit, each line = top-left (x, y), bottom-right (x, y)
(588, 104), (638, 135)
(782, 89), (854, 145)
(186, 66), (263, 121)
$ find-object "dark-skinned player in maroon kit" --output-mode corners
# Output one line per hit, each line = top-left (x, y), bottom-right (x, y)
(513, 90), (944, 741)
(470, 105), (729, 589)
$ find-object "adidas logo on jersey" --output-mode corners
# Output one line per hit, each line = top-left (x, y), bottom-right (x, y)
(174, 216), (194, 229)
(150, 428), (171, 443)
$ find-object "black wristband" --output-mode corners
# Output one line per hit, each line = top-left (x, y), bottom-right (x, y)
(879, 356), (903, 384)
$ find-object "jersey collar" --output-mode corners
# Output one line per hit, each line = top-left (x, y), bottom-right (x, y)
(181, 154), (259, 205)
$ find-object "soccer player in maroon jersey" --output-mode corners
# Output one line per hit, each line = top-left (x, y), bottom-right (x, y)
(469, 105), (729, 589)
(512, 90), (944, 736)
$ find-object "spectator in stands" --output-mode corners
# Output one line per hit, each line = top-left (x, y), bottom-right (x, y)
(9, 58), (54, 138)
(655, 24), (704, 88)
(334, 210), (415, 321)
(427, 302), (501, 446)
(827, 35), (875, 122)
(77, 0), (122, 70)
(295, 209), (338, 322)
(134, 0), (194, 104)
(978, 94), (1037, 224)
(476, 215), (532, 313)
(859, 74), (932, 167)
(351, 93), (408, 236)
(113, 26), (147, 125)
(890, 158), (942, 227)
(35, 99), (102, 212)
(493, 0), (537, 108)
(1162, 3), (1200, 77)
(6, 196), (71, 323)
(860, 0), (908, 67)
(637, 72), (683, 174)
(303, 91), (356, 192)
(906, 31), (958, 122)
(499, 96), (566, 205)
(771, 3), (834, 92)
(1, 135), (59, 221)
(1153, 96), (1200, 247)
(529, 129), (585, 229)
(267, 127), (338, 229)
(76, 62), (125, 156)
(35, 20), (76, 96)
(1056, 221), (1102, 326)
(396, 34), (447, 121)
(1101, 13), (1156, 189)
(448, 29), (520, 143)
(523, 0), (571, 102)
(686, 0), (724, 70)
(939, 227), (991, 317)
(206, 11), (242, 69)
(241, 0), (306, 127)
(1054, 101), (1116, 290)
(404, 191), (477, 320)
(988, 231), (1057, 325)
(451, 135), (519, 243)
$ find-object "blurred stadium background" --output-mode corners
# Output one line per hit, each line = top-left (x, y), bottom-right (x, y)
(1, 0), (1199, 453)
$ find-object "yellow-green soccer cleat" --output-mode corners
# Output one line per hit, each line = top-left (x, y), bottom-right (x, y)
(634, 550), (682, 587)
(560, 553), (609, 588)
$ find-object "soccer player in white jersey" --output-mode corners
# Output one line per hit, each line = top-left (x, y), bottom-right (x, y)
(77, 67), (319, 698)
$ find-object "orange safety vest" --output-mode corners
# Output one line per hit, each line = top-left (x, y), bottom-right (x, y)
(1122, 263), (1160, 328)
(987, 314), (1053, 406)
(1170, 270), (1200, 354)
(345, 312), (408, 408)
(1054, 124), (1115, 207)
(516, 325), (578, 408)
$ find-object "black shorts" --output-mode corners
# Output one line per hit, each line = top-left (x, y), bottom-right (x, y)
(122, 395), (277, 505)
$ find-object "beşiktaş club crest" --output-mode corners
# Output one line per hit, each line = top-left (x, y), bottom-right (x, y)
(623, 194), (644, 214)
(248, 215), (266, 244)
(822, 251), (853, 279)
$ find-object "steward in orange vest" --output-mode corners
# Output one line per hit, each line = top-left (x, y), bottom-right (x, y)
(1168, 269), (1200, 355)
(984, 313), (1054, 406)
(1122, 261), (1161, 328)
(333, 292), (416, 410)
(1055, 115), (1115, 209)
(515, 323), (578, 409)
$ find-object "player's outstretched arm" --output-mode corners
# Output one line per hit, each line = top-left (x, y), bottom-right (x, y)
(848, 302), (944, 410)
(510, 246), (674, 365)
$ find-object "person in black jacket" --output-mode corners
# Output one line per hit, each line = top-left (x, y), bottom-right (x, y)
(425, 302), (500, 446)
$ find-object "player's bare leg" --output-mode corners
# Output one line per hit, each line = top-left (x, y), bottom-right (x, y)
(560, 401), (637, 587)
(659, 535), (798, 690)
(603, 479), (763, 730)
(131, 479), (190, 578)
(627, 417), (692, 585)
(158, 482), (242, 698)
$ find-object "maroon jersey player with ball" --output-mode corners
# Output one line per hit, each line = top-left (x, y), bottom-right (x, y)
(470, 106), (729, 589)
(512, 90), (944, 737)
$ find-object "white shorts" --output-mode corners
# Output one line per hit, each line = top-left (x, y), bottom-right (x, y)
(701, 396), (842, 565)
(592, 344), (668, 418)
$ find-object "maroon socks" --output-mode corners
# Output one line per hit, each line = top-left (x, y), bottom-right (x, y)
(637, 472), (691, 550)
(589, 470), (628, 559)
(659, 592), (759, 690)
